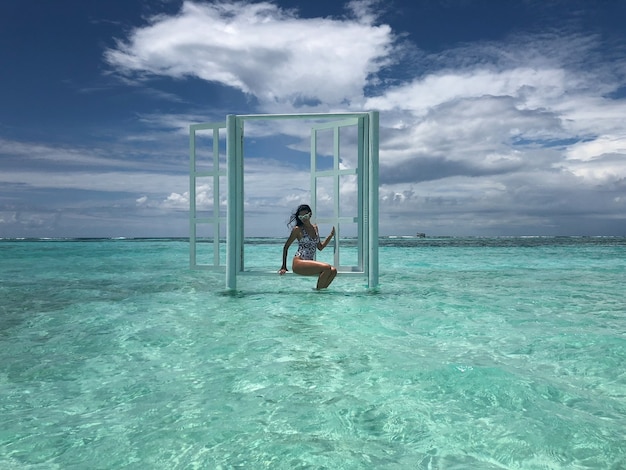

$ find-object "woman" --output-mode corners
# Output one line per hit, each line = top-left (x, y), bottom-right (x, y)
(278, 204), (337, 289)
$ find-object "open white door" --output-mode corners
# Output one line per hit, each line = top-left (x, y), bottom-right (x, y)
(189, 121), (227, 270)
(310, 116), (367, 274)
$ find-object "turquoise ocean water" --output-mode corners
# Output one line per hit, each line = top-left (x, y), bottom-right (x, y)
(1, 237), (625, 469)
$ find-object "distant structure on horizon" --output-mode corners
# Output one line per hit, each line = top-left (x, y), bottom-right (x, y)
(416, 232), (426, 238)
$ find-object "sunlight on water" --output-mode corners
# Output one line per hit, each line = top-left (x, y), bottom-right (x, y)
(1, 238), (625, 469)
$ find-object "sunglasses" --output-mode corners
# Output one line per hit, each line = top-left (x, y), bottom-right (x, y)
(298, 212), (312, 221)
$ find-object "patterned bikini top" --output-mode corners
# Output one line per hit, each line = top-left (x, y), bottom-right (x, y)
(295, 226), (319, 260)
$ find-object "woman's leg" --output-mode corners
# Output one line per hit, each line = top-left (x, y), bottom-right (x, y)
(317, 264), (337, 289)
(292, 258), (338, 289)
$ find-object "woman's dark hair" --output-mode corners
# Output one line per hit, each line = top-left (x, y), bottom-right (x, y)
(288, 204), (312, 228)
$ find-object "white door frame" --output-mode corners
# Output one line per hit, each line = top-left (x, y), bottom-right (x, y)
(190, 112), (379, 290)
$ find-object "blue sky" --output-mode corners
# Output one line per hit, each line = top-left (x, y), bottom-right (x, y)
(1, 0), (625, 238)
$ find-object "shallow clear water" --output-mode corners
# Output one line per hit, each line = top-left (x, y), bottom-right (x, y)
(1, 238), (625, 469)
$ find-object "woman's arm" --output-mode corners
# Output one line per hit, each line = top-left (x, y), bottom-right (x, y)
(318, 226), (335, 251)
(279, 227), (299, 274)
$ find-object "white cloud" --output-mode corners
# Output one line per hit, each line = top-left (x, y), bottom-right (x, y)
(106, 0), (394, 108)
(565, 135), (626, 162)
(366, 67), (568, 116)
(0, 169), (188, 195)
(0, 138), (138, 169)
